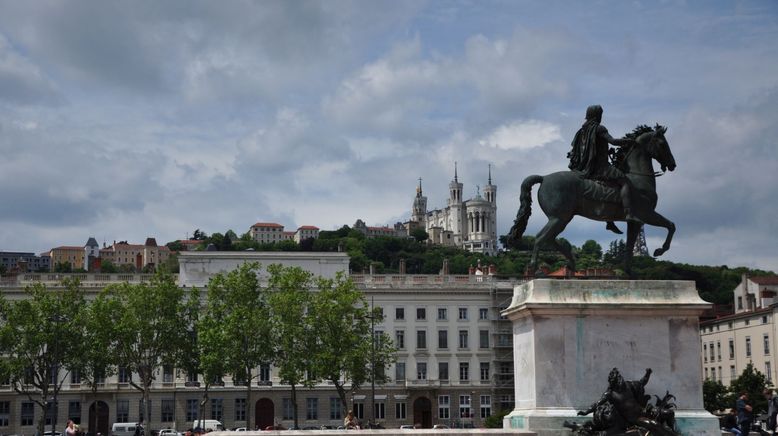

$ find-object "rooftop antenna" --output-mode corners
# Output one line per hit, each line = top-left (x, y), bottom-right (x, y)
(488, 163), (492, 185)
(454, 161), (458, 183)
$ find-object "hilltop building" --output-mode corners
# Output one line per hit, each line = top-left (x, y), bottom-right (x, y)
(99, 238), (171, 271)
(0, 252), (50, 273)
(407, 164), (498, 255)
(249, 222), (320, 244)
(353, 220), (408, 239)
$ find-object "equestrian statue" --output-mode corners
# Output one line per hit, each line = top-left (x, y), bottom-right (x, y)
(507, 105), (677, 275)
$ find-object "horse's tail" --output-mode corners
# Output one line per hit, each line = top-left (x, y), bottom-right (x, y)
(507, 175), (543, 248)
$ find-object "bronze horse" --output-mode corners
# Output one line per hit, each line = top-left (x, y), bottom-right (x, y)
(507, 125), (676, 275)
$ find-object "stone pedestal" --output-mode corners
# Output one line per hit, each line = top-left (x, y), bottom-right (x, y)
(501, 279), (719, 435)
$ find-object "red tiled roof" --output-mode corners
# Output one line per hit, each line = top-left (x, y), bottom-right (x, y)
(298, 225), (319, 230)
(751, 276), (778, 285)
(548, 266), (583, 277)
(251, 222), (283, 228)
(282, 232), (295, 236)
(180, 240), (202, 245)
(52, 246), (83, 251)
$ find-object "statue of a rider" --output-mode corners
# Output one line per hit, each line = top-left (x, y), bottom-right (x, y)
(568, 105), (639, 233)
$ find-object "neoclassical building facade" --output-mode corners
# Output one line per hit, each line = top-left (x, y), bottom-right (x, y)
(0, 252), (518, 433)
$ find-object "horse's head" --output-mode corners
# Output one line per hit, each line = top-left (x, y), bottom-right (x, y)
(652, 125), (676, 172)
(636, 125), (676, 173)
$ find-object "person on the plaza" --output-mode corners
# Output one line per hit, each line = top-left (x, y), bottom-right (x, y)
(724, 408), (743, 436)
(765, 389), (778, 435)
(344, 410), (360, 430)
(737, 392), (754, 435)
(66, 420), (78, 436)
(567, 104), (640, 231)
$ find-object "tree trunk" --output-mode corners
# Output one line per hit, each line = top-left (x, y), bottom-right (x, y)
(245, 370), (253, 431)
(291, 383), (298, 429)
(199, 384), (210, 431)
(93, 386), (100, 435)
(335, 382), (349, 412)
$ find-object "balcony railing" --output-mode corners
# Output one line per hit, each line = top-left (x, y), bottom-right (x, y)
(1, 273), (178, 288)
(405, 379), (441, 389)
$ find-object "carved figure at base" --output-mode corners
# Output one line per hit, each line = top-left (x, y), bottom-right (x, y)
(563, 368), (679, 436)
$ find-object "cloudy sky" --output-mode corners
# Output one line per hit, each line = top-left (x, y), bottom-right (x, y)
(0, 1), (776, 270)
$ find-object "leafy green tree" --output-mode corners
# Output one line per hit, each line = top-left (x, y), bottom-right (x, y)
(731, 363), (769, 413)
(180, 288), (226, 429)
(100, 260), (119, 273)
(166, 240), (185, 252)
(703, 379), (732, 412)
(205, 263), (271, 431)
(310, 273), (396, 413)
(54, 261), (73, 273)
(267, 265), (317, 428)
(106, 272), (189, 427)
(117, 264), (136, 273)
(580, 240), (603, 260)
(192, 229), (207, 240)
(0, 279), (85, 435)
(483, 409), (511, 428)
(410, 228), (429, 242)
(80, 291), (120, 432)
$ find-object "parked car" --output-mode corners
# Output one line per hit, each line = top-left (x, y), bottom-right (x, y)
(43, 431), (63, 436)
(399, 424), (415, 430)
(432, 424), (450, 429)
(158, 429), (182, 436)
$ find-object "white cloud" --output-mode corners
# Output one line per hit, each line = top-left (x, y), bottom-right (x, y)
(479, 120), (562, 151)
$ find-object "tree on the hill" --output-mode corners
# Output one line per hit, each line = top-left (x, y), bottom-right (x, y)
(410, 228), (429, 242)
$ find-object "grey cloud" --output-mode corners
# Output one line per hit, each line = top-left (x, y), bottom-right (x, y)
(0, 34), (62, 105)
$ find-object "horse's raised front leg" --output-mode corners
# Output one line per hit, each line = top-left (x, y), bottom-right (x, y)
(641, 210), (676, 257)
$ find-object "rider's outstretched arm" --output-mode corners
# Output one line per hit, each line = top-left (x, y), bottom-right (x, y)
(600, 127), (636, 147)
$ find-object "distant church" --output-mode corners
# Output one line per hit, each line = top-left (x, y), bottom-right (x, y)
(406, 164), (498, 255)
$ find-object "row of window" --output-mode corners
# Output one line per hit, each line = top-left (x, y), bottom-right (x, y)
(0, 395), (495, 427)
(394, 329), (491, 350)
(701, 315), (770, 334)
(394, 307), (490, 321)
(703, 334), (771, 363)
(705, 362), (773, 384)
(395, 361), (491, 382)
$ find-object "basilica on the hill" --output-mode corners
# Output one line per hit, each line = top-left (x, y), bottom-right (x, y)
(407, 164), (498, 255)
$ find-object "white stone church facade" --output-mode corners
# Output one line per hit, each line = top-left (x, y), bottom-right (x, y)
(408, 164), (498, 255)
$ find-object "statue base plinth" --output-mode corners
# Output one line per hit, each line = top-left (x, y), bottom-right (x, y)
(501, 280), (719, 436)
